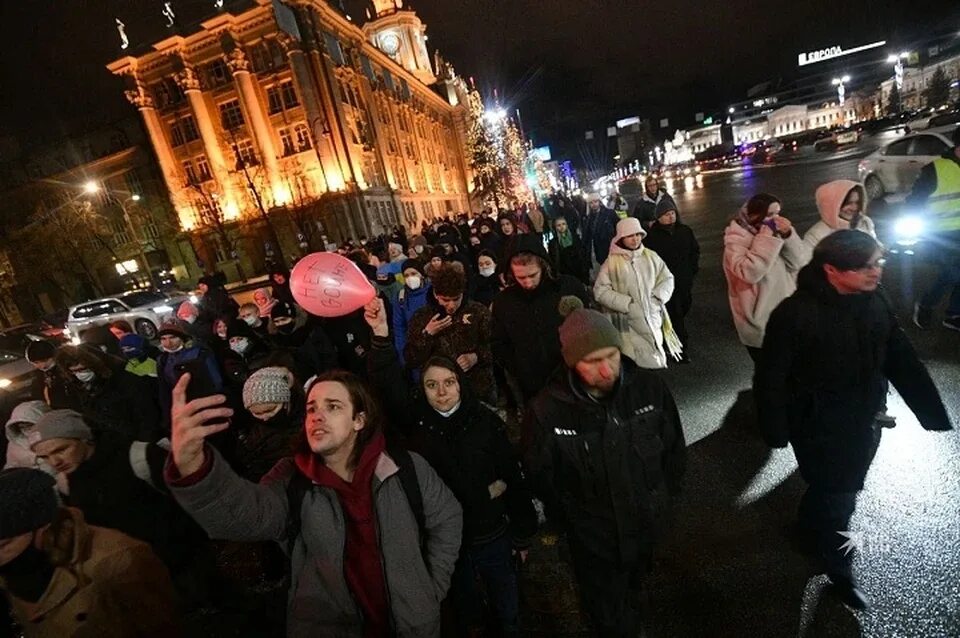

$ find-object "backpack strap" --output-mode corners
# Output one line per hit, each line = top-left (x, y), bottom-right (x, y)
(386, 443), (426, 553)
(285, 469), (311, 556)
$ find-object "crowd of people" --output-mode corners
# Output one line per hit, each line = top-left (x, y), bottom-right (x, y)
(0, 165), (953, 636)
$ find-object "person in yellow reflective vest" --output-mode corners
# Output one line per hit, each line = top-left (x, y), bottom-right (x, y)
(908, 126), (960, 332)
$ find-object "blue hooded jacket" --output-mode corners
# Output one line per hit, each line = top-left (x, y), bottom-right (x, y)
(392, 282), (432, 367)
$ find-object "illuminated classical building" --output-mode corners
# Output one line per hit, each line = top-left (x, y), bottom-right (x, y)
(108, 0), (475, 278)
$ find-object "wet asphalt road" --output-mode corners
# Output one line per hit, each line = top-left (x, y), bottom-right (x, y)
(626, 150), (960, 637)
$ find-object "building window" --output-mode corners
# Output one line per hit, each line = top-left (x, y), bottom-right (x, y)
(170, 122), (186, 147)
(170, 115), (200, 147)
(279, 127), (295, 156)
(281, 81), (299, 108)
(196, 156), (212, 181)
(219, 99), (245, 130)
(233, 139), (259, 167)
(124, 170), (143, 195)
(205, 59), (232, 88)
(153, 78), (185, 108)
(183, 160), (199, 185)
(294, 124), (312, 151)
(267, 80), (299, 115)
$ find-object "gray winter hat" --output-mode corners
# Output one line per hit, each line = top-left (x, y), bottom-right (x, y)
(559, 308), (622, 367)
(0, 468), (59, 539)
(243, 367), (293, 408)
(30, 410), (93, 449)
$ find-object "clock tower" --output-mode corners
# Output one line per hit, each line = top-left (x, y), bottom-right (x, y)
(362, 0), (435, 85)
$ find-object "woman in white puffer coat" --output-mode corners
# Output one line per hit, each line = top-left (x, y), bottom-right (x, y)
(594, 217), (675, 368)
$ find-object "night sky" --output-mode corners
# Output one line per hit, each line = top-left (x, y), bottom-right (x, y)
(2, 0), (959, 164)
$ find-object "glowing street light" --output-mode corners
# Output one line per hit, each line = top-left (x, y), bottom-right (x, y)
(79, 182), (154, 288)
(887, 52), (909, 116)
(832, 75), (851, 106)
(83, 181), (100, 194)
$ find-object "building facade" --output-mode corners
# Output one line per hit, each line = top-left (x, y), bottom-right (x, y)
(108, 0), (475, 280)
(0, 118), (191, 323)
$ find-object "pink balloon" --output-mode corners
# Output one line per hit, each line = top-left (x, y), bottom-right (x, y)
(289, 252), (376, 318)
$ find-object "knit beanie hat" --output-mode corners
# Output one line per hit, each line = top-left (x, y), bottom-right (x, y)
(0, 468), (60, 539)
(31, 410), (93, 449)
(401, 259), (424, 276)
(25, 340), (57, 363)
(559, 308), (622, 367)
(157, 318), (190, 340)
(243, 367), (293, 408)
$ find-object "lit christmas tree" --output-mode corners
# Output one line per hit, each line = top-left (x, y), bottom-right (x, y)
(465, 88), (535, 209)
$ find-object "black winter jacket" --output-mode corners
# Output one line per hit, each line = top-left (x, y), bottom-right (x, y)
(368, 335), (538, 548)
(524, 356), (686, 564)
(75, 368), (162, 441)
(65, 431), (207, 572)
(643, 222), (700, 297)
(756, 265), (951, 491)
(491, 274), (591, 401)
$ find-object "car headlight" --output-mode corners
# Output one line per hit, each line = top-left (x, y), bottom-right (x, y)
(893, 215), (924, 245)
(0, 379), (11, 389)
(152, 305), (174, 313)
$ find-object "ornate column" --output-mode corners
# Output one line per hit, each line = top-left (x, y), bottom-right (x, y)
(278, 33), (342, 193)
(123, 83), (182, 200)
(174, 66), (232, 196)
(225, 48), (283, 202)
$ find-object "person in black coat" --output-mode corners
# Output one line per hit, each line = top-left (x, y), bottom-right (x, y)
(491, 235), (592, 402)
(642, 197), (700, 361)
(364, 298), (538, 637)
(28, 409), (214, 608)
(631, 175), (677, 229)
(472, 250), (502, 307)
(582, 195), (619, 267)
(547, 216), (591, 285)
(756, 231), (952, 609)
(52, 344), (162, 442)
(197, 275), (240, 326)
(524, 305), (685, 637)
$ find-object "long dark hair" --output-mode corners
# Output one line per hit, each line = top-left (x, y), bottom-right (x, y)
(299, 370), (383, 470)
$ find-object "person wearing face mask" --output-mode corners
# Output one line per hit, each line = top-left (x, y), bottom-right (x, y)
(238, 367), (304, 481)
(53, 344), (162, 442)
(239, 302), (271, 341)
(595, 217), (678, 369)
(156, 319), (223, 431)
(374, 263), (404, 314)
(473, 250), (501, 307)
(176, 300), (212, 349)
(365, 299), (537, 637)
(25, 340), (79, 409)
(269, 301), (339, 381)
(802, 181), (877, 264)
(723, 192), (804, 363)
(222, 319), (274, 389)
(547, 216), (591, 285)
(392, 259), (432, 368)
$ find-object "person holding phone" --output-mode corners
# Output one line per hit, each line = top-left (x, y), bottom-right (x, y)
(723, 193), (804, 363)
(156, 319), (223, 431)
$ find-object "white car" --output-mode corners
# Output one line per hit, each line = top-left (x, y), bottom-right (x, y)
(65, 290), (190, 341)
(857, 125), (958, 200)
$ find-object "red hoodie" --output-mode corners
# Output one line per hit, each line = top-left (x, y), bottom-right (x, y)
(296, 433), (389, 637)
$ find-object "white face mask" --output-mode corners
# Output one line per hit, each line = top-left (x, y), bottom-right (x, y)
(242, 315), (259, 327)
(414, 245), (425, 255)
(182, 314), (197, 325)
(406, 275), (422, 290)
(39, 361), (56, 372)
(479, 266), (496, 277)
(162, 343), (183, 354)
(230, 337), (250, 354)
(74, 370), (96, 384)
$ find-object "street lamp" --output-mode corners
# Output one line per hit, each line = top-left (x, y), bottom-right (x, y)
(81, 183), (156, 289)
(887, 52), (909, 118)
(832, 75), (851, 107)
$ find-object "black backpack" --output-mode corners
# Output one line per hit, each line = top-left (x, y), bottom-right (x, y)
(284, 444), (426, 556)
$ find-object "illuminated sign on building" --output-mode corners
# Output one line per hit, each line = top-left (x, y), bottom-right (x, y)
(798, 40), (886, 66)
(531, 146), (552, 162)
